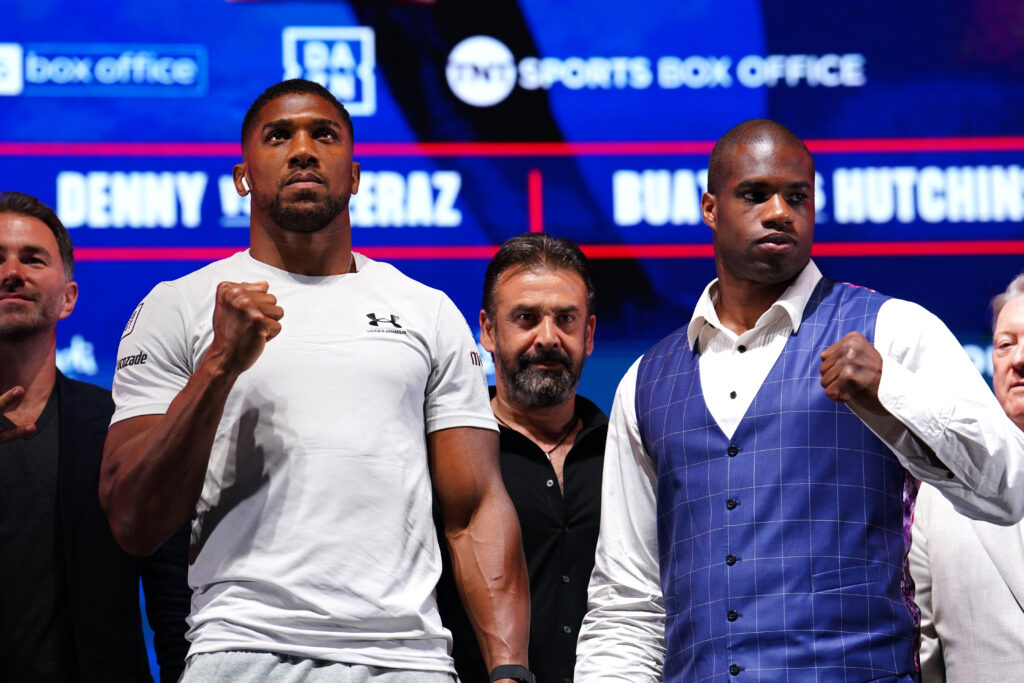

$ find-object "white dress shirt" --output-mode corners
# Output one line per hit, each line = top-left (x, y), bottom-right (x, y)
(575, 260), (1024, 681)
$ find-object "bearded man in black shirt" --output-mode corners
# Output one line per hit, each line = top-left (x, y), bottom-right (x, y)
(437, 233), (608, 683)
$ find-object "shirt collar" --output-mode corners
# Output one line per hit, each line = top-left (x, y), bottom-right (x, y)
(686, 259), (823, 349)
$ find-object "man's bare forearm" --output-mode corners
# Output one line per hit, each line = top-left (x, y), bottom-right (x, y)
(430, 426), (530, 678)
(101, 280), (283, 557)
(446, 487), (530, 670)
(100, 355), (239, 557)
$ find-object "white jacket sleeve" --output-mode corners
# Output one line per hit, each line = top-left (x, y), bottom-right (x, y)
(855, 299), (1024, 524)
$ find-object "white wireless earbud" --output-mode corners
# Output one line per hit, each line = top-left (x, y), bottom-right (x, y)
(241, 177), (251, 193)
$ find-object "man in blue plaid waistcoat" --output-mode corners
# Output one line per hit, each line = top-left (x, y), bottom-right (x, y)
(575, 119), (1024, 682)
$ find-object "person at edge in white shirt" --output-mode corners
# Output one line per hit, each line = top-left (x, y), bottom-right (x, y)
(574, 119), (1024, 682)
(98, 79), (531, 683)
(910, 273), (1024, 682)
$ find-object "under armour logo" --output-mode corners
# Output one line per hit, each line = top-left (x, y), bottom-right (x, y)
(367, 313), (402, 328)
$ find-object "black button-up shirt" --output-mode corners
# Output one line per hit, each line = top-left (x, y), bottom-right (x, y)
(436, 389), (608, 683)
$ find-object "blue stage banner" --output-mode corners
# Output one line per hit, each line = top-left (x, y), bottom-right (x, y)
(1, 0), (1021, 415)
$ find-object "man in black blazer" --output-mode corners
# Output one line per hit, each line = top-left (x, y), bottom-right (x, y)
(0, 191), (190, 681)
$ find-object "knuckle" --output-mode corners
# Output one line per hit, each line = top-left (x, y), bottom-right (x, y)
(218, 283), (244, 304)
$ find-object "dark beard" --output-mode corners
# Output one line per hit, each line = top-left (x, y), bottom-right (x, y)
(500, 347), (582, 408)
(267, 193), (347, 233)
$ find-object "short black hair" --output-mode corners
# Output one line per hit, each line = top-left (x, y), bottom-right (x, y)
(0, 191), (74, 280)
(241, 79), (353, 146)
(706, 118), (813, 195)
(483, 233), (596, 319)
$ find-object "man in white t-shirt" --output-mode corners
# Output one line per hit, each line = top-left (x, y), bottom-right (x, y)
(99, 79), (533, 683)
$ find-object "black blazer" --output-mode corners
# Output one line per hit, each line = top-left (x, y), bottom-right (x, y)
(56, 373), (191, 682)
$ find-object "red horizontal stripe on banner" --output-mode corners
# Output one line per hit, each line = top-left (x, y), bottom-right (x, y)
(361, 245), (499, 259)
(73, 240), (1024, 262)
(0, 142), (241, 157)
(4, 137), (1024, 158)
(811, 240), (1024, 256)
(355, 141), (716, 157)
(806, 137), (1024, 153)
(582, 244), (715, 258)
(75, 247), (247, 261)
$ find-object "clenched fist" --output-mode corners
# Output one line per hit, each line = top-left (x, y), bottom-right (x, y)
(206, 281), (284, 376)
(819, 331), (888, 415)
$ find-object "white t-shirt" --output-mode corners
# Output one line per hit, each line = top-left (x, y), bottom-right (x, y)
(111, 250), (496, 672)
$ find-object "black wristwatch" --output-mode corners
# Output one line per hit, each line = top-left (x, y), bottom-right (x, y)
(489, 664), (536, 683)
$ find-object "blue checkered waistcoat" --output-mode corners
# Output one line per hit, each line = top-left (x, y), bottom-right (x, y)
(636, 278), (919, 682)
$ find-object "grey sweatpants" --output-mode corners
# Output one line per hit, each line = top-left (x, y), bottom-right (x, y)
(180, 651), (458, 683)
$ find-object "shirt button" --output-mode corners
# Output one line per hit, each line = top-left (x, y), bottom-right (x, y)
(727, 609), (739, 622)
(730, 663), (741, 675)
(726, 498), (738, 510)
(546, 479), (555, 487)
(562, 624), (572, 634)
(562, 575), (570, 583)
(738, 345), (747, 353)
(726, 554), (737, 566)
(727, 444), (739, 457)
(729, 391), (737, 399)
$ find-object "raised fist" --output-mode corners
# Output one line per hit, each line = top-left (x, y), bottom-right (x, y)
(819, 331), (887, 415)
(207, 281), (284, 376)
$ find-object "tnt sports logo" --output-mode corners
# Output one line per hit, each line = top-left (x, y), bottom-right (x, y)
(0, 44), (24, 95)
(0, 42), (207, 97)
(282, 27), (376, 116)
(446, 35), (516, 107)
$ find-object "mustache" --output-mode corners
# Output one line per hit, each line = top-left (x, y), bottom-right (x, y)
(0, 284), (33, 297)
(281, 170), (325, 188)
(517, 348), (572, 372)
